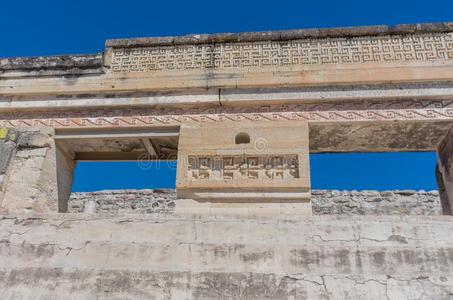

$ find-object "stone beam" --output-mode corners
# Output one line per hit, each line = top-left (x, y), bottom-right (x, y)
(310, 121), (453, 153)
(2, 62), (453, 96)
(2, 83), (453, 111)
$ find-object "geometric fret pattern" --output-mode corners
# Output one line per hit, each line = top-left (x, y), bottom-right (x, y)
(2, 100), (453, 128)
(111, 33), (453, 73)
(187, 155), (299, 181)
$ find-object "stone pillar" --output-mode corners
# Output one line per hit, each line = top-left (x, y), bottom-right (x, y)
(436, 126), (453, 215)
(0, 127), (75, 213)
(55, 141), (76, 212)
(0, 128), (17, 208)
(176, 121), (311, 216)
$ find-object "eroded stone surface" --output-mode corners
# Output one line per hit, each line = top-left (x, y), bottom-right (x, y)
(0, 127), (63, 213)
(105, 22), (453, 48)
(0, 54), (103, 71)
(312, 190), (441, 215)
(0, 213), (452, 299)
(69, 189), (176, 213)
(1, 22), (453, 298)
(68, 189), (442, 215)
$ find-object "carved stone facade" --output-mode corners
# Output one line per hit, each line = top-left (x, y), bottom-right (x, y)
(110, 32), (453, 73)
(2, 98), (453, 129)
(187, 155), (299, 181)
(1, 23), (453, 209)
(1, 23), (453, 299)
(176, 121), (310, 213)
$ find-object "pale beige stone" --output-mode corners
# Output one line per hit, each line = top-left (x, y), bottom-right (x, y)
(176, 120), (311, 215)
(0, 23), (453, 298)
(0, 213), (452, 299)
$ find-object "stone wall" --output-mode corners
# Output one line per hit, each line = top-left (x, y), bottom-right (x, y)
(312, 190), (441, 215)
(0, 127), (61, 213)
(69, 189), (176, 213)
(0, 128), (17, 203)
(68, 189), (442, 215)
(1, 213), (453, 299)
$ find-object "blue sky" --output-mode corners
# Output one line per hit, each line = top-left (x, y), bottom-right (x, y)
(2, 0), (449, 191)
(71, 153), (438, 192)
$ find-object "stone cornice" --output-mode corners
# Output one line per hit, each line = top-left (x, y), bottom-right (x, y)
(1, 22), (452, 74)
(105, 22), (453, 48)
(0, 53), (103, 73)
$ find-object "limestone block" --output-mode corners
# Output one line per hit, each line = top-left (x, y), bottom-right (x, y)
(0, 141), (16, 174)
(1, 145), (57, 212)
(0, 127), (75, 213)
(176, 121), (310, 198)
(175, 120), (311, 215)
(17, 129), (52, 148)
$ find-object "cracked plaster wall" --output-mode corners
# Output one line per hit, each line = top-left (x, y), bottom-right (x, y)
(0, 214), (453, 299)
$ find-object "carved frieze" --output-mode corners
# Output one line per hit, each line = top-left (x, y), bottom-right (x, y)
(187, 155), (299, 181)
(110, 33), (453, 73)
(2, 99), (453, 128)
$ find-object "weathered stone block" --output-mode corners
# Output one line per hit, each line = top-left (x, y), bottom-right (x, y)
(67, 189), (443, 216)
(0, 141), (16, 174)
(311, 190), (442, 215)
(0, 127), (70, 213)
(176, 120), (311, 216)
(17, 131), (51, 149)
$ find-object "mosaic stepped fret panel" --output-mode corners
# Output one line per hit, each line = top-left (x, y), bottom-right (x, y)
(187, 155), (299, 181)
(111, 33), (453, 72)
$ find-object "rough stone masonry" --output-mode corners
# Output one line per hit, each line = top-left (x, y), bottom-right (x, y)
(68, 189), (442, 215)
(2, 22), (453, 299)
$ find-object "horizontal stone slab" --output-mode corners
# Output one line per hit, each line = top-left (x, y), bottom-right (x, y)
(1, 268), (452, 300)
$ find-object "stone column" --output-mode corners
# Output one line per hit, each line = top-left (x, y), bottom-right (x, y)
(0, 128), (17, 208)
(0, 127), (75, 213)
(55, 140), (76, 212)
(176, 120), (311, 216)
(436, 126), (453, 215)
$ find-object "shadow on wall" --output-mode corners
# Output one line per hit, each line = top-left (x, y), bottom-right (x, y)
(70, 152), (438, 192)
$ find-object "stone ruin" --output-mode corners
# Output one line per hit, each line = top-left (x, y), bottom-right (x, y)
(1, 22), (453, 299)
